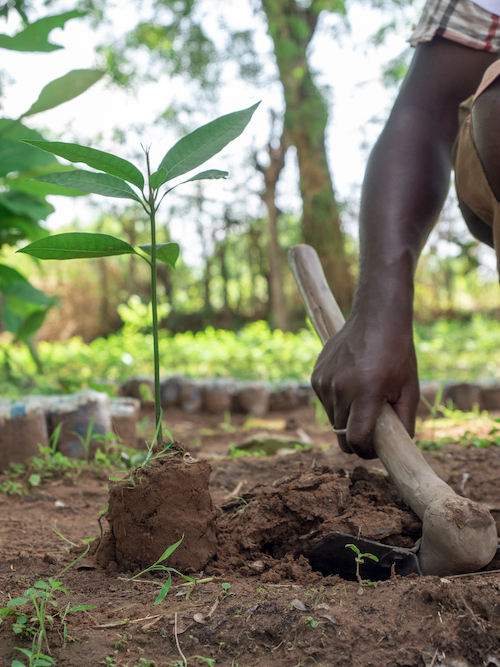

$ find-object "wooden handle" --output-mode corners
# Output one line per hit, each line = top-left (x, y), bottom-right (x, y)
(289, 243), (451, 514)
(289, 244), (497, 574)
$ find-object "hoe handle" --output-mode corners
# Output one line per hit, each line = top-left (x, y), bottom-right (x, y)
(289, 244), (498, 575)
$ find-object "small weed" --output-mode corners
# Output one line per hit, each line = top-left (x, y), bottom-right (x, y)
(100, 658), (116, 666)
(219, 411), (236, 433)
(114, 633), (128, 650)
(305, 616), (318, 629)
(5, 577), (95, 656)
(11, 642), (56, 667)
(345, 544), (379, 586)
(126, 536), (195, 604)
(228, 444), (265, 458)
(0, 479), (25, 495)
(220, 582), (233, 599)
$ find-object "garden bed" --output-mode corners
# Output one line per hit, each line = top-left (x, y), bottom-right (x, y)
(1, 405), (500, 667)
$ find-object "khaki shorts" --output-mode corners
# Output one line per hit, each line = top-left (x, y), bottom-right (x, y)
(454, 59), (500, 267)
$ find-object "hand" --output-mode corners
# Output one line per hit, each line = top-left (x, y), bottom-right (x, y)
(311, 309), (420, 459)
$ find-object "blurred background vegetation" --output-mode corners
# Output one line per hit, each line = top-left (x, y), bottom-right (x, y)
(2, 0), (500, 396)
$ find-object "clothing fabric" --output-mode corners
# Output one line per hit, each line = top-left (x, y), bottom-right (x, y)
(454, 59), (500, 269)
(409, 0), (500, 52)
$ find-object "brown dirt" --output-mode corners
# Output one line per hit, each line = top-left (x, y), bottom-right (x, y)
(1, 405), (500, 667)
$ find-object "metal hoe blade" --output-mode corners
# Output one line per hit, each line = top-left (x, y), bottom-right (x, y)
(306, 531), (421, 580)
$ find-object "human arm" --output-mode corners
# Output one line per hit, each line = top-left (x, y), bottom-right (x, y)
(312, 37), (498, 459)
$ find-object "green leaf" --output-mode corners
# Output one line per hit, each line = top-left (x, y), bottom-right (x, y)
(185, 169), (228, 183)
(159, 102), (260, 183)
(0, 263), (28, 286)
(0, 191), (54, 222)
(7, 165), (87, 198)
(149, 167), (167, 190)
(24, 141), (144, 190)
(17, 233), (138, 260)
(0, 138), (57, 177)
(21, 70), (105, 119)
(34, 171), (142, 202)
(1, 279), (53, 306)
(156, 535), (184, 564)
(154, 576), (172, 604)
(69, 605), (95, 612)
(0, 11), (86, 52)
(7, 597), (29, 607)
(15, 309), (50, 341)
(138, 242), (180, 268)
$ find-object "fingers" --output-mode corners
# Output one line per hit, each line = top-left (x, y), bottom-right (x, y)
(344, 396), (387, 459)
(392, 388), (420, 439)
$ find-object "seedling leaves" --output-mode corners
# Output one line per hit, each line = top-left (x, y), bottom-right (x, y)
(138, 242), (180, 267)
(0, 11), (86, 52)
(149, 168), (167, 190)
(21, 70), (105, 119)
(17, 232), (138, 260)
(155, 577), (172, 605)
(24, 141), (144, 190)
(159, 102), (260, 183)
(33, 170), (142, 201)
(185, 169), (228, 183)
(157, 535), (184, 563)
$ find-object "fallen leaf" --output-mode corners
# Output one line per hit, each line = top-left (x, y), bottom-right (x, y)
(291, 599), (307, 611)
(321, 615), (337, 626)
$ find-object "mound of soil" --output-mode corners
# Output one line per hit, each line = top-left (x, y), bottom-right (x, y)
(96, 451), (217, 573)
(210, 466), (422, 583)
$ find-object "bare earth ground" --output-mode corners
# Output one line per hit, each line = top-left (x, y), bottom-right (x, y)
(2, 405), (500, 667)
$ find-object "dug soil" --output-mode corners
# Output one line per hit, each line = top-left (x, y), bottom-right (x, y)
(2, 405), (500, 667)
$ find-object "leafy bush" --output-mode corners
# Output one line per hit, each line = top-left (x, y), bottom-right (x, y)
(2, 316), (500, 398)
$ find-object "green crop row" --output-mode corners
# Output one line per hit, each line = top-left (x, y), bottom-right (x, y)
(2, 316), (500, 398)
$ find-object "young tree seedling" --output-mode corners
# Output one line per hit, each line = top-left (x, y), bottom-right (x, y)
(18, 103), (260, 447)
(345, 544), (379, 586)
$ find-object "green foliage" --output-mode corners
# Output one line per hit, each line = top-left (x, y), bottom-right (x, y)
(0, 4), (105, 358)
(3, 577), (95, 661)
(0, 10), (85, 52)
(415, 316), (500, 382)
(17, 102), (259, 444)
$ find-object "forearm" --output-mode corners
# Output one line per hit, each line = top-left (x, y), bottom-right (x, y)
(353, 38), (497, 322)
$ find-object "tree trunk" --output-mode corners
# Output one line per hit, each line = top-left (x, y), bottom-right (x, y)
(261, 0), (354, 312)
(256, 122), (289, 331)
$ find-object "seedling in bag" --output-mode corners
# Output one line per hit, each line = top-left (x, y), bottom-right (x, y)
(18, 103), (260, 447)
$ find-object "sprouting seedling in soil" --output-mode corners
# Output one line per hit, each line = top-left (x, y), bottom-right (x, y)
(6, 577), (94, 656)
(125, 535), (195, 604)
(345, 544), (379, 586)
(17, 102), (260, 448)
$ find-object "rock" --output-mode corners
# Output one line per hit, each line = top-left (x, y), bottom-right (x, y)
(233, 431), (303, 456)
